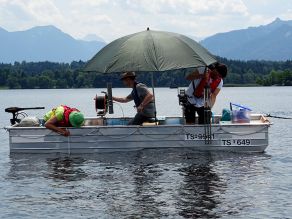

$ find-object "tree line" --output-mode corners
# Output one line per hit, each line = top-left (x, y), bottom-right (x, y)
(0, 59), (291, 89)
(216, 57), (292, 86)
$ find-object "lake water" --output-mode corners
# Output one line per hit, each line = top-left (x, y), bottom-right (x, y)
(0, 87), (291, 218)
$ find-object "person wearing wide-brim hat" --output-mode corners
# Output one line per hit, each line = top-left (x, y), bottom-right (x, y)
(113, 71), (155, 125)
(44, 105), (85, 136)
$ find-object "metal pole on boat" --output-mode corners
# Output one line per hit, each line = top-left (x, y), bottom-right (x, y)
(151, 72), (158, 124)
(203, 68), (212, 145)
(107, 83), (114, 114)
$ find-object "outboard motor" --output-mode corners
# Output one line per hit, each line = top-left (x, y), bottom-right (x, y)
(95, 83), (114, 117)
(5, 107), (45, 125)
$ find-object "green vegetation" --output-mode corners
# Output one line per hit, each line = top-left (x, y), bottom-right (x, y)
(255, 70), (292, 86)
(0, 59), (291, 89)
(217, 57), (292, 86)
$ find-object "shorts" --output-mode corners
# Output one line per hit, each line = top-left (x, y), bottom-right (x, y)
(184, 104), (210, 124)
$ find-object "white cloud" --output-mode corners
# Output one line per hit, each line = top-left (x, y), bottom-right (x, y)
(0, 0), (291, 42)
(24, 0), (62, 22)
(112, 0), (248, 16)
(0, 0), (64, 31)
(70, 0), (109, 7)
(282, 8), (292, 20)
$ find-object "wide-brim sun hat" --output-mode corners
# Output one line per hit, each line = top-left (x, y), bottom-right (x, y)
(69, 111), (84, 127)
(120, 71), (136, 80)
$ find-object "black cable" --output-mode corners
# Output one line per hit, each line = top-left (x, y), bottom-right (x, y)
(266, 114), (292, 120)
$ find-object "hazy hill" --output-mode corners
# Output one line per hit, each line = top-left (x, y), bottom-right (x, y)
(2, 19), (292, 63)
(0, 25), (106, 63)
(201, 18), (292, 61)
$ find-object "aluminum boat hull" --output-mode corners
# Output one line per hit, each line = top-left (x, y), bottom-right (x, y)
(5, 115), (270, 154)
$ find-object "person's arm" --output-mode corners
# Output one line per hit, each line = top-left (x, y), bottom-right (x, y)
(186, 69), (202, 81)
(112, 96), (131, 103)
(210, 88), (220, 108)
(186, 67), (209, 81)
(45, 116), (70, 136)
(137, 92), (154, 112)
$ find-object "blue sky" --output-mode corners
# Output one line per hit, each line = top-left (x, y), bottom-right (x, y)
(0, 0), (291, 42)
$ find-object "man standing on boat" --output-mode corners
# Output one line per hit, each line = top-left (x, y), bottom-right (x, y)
(185, 63), (227, 124)
(113, 72), (155, 125)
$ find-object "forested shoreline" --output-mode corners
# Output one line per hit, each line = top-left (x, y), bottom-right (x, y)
(0, 58), (291, 89)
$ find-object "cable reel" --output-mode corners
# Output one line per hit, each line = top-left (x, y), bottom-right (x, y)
(94, 83), (114, 117)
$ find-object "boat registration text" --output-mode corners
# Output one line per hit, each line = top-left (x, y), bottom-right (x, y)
(221, 139), (251, 146)
(185, 133), (215, 140)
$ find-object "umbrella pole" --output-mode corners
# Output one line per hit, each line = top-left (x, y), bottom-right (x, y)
(151, 72), (158, 125)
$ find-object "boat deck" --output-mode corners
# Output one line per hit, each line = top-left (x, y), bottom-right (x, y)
(82, 114), (270, 127)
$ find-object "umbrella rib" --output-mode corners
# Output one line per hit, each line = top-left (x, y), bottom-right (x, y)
(147, 31), (160, 71)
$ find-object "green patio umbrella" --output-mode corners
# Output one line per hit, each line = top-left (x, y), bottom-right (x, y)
(84, 29), (217, 73)
(84, 29), (217, 125)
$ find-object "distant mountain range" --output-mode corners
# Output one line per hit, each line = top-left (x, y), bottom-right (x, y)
(0, 25), (106, 63)
(1, 18), (292, 63)
(201, 18), (292, 61)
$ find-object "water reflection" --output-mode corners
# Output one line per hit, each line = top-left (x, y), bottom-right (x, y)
(6, 150), (271, 218)
(46, 157), (87, 181)
(176, 154), (226, 218)
(8, 154), (88, 182)
(7, 154), (48, 180)
(130, 151), (165, 218)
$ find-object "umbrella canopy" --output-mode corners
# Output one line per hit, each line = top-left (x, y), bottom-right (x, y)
(84, 29), (217, 73)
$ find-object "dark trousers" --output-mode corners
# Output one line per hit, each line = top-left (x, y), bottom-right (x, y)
(128, 113), (152, 125)
(185, 104), (210, 124)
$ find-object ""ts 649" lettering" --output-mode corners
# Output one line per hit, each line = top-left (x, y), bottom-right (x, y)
(222, 139), (251, 146)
